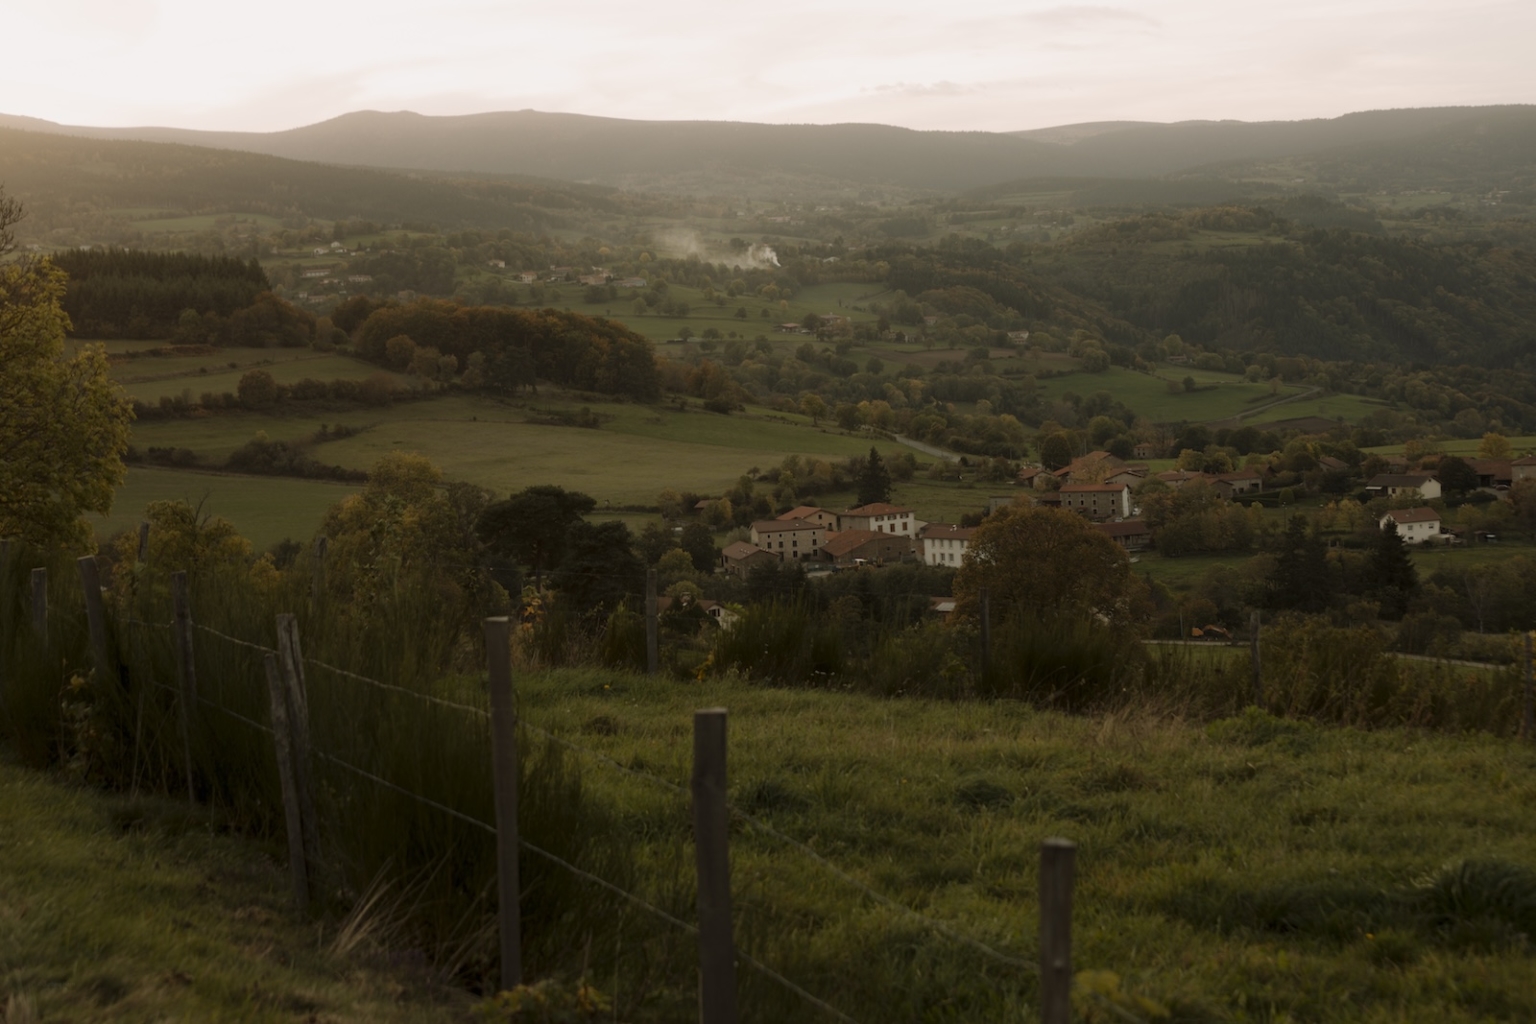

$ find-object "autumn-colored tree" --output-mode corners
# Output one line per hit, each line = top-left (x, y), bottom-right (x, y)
(952, 505), (1140, 629)
(0, 252), (132, 549)
(1478, 432), (1513, 460)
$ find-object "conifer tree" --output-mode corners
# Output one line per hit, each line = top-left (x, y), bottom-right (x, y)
(1366, 520), (1418, 619)
(856, 447), (893, 506)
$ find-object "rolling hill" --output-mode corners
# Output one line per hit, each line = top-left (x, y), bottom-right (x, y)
(5, 105), (1536, 194)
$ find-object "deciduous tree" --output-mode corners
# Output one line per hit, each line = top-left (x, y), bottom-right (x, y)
(0, 247), (133, 549)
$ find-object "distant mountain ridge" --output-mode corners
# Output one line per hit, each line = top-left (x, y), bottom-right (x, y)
(3, 105), (1534, 193)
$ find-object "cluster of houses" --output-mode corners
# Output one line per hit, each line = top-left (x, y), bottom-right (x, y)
(721, 502), (981, 576)
(508, 266), (648, 289)
(713, 448), (1534, 577)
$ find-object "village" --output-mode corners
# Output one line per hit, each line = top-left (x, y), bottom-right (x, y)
(716, 444), (1536, 582)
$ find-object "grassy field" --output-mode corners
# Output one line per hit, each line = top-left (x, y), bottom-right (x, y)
(105, 346), (403, 404)
(0, 755), (468, 1022)
(1247, 391), (1392, 428)
(518, 668), (1536, 1023)
(95, 467), (358, 551)
(1030, 365), (1287, 423)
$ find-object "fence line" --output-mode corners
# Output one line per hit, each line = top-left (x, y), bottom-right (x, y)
(305, 657), (492, 719)
(192, 622), (276, 654)
(16, 593), (1005, 1021)
(274, 650), (1033, 975)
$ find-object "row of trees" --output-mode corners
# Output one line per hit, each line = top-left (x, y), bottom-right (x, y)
(52, 248), (272, 338)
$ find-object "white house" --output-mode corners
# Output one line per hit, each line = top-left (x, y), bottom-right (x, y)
(749, 520), (826, 560)
(1380, 507), (1444, 544)
(919, 523), (975, 566)
(1366, 474), (1442, 500)
(838, 502), (916, 536)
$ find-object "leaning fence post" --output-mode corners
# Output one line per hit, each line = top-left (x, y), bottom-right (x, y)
(645, 568), (659, 675)
(76, 556), (111, 681)
(1040, 837), (1077, 1024)
(30, 567), (47, 640)
(1523, 630), (1534, 743)
(275, 614), (321, 875)
(171, 572), (199, 804)
(692, 708), (739, 1024)
(263, 652), (310, 913)
(1249, 610), (1262, 708)
(484, 616), (523, 991)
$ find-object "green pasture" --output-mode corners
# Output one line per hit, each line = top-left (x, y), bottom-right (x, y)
(520, 668), (1536, 1023)
(1031, 365), (1285, 423)
(290, 394), (898, 506)
(1246, 391), (1390, 427)
(96, 467), (356, 551)
(1363, 435), (1536, 458)
(0, 759), (468, 1022)
(1131, 551), (1254, 591)
(110, 349), (397, 404)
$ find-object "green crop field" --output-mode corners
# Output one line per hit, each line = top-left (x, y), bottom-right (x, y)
(95, 467), (358, 551)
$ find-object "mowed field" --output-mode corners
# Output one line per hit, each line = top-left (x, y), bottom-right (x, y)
(1029, 364), (1292, 423)
(111, 391), (962, 547)
(99, 343), (408, 404)
(94, 467), (358, 550)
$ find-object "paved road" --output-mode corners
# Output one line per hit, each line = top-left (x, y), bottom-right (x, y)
(893, 434), (962, 463)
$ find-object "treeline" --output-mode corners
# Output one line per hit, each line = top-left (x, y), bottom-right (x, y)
(52, 248), (270, 337)
(342, 297), (660, 401)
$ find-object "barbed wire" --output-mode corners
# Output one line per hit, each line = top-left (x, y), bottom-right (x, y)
(124, 618), (174, 631)
(192, 623), (276, 654)
(519, 722), (1031, 972)
(148, 679), (273, 737)
(305, 657), (491, 719)
(310, 748), (498, 834)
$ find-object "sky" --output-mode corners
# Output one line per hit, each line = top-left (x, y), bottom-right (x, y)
(7, 0), (1535, 134)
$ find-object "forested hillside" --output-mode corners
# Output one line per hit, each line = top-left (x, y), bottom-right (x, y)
(52, 249), (270, 337)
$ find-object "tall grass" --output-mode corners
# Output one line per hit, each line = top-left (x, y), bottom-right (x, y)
(0, 543), (674, 998)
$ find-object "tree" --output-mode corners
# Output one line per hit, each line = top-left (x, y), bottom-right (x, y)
(476, 485), (597, 582)
(855, 447), (893, 506)
(1436, 455), (1479, 495)
(1478, 432), (1512, 460)
(0, 251), (133, 549)
(1267, 515), (1331, 612)
(553, 520), (643, 614)
(953, 505), (1140, 629)
(680, 521), (719, 573)
(1039, 432), (1074, 472)
(237, 369), (280, 408)
(1365, 521), (1418, 620)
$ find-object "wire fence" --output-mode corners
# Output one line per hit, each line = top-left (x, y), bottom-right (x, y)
(113, 614), (1043, 1022)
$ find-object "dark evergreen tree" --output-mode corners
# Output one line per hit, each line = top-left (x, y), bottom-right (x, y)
(554, 521), (644, 614)
(1436, 455), (1479, 495)
(1267, 515), (1332, 612)
(475, 485), (596, 582)
(1365, 521), (1419, 619)
(680, 522), (720, 573)
(856, 447), (893, 506)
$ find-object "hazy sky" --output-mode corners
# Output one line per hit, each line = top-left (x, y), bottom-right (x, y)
(8, 0), (1534, 133)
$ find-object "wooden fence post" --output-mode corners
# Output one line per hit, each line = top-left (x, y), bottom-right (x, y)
(1249, 610), (1262, 708)
(692, 708), (739, 1024)
(1039, 837), (1077, 1024)
(76, 556), (111, 681)
(484, 616), (523, 991)
(979, 586), (992, 681)
(646, 568), (659, 675)
(310, 536), (328, 608)
(136, 521), (150, 563)
(1524, 631), (1534, 743)
(170, 572), (199, 804)
(263, 651), (310, 913)
(275, 614), (321, 874)
(30, 567), (47, 639)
